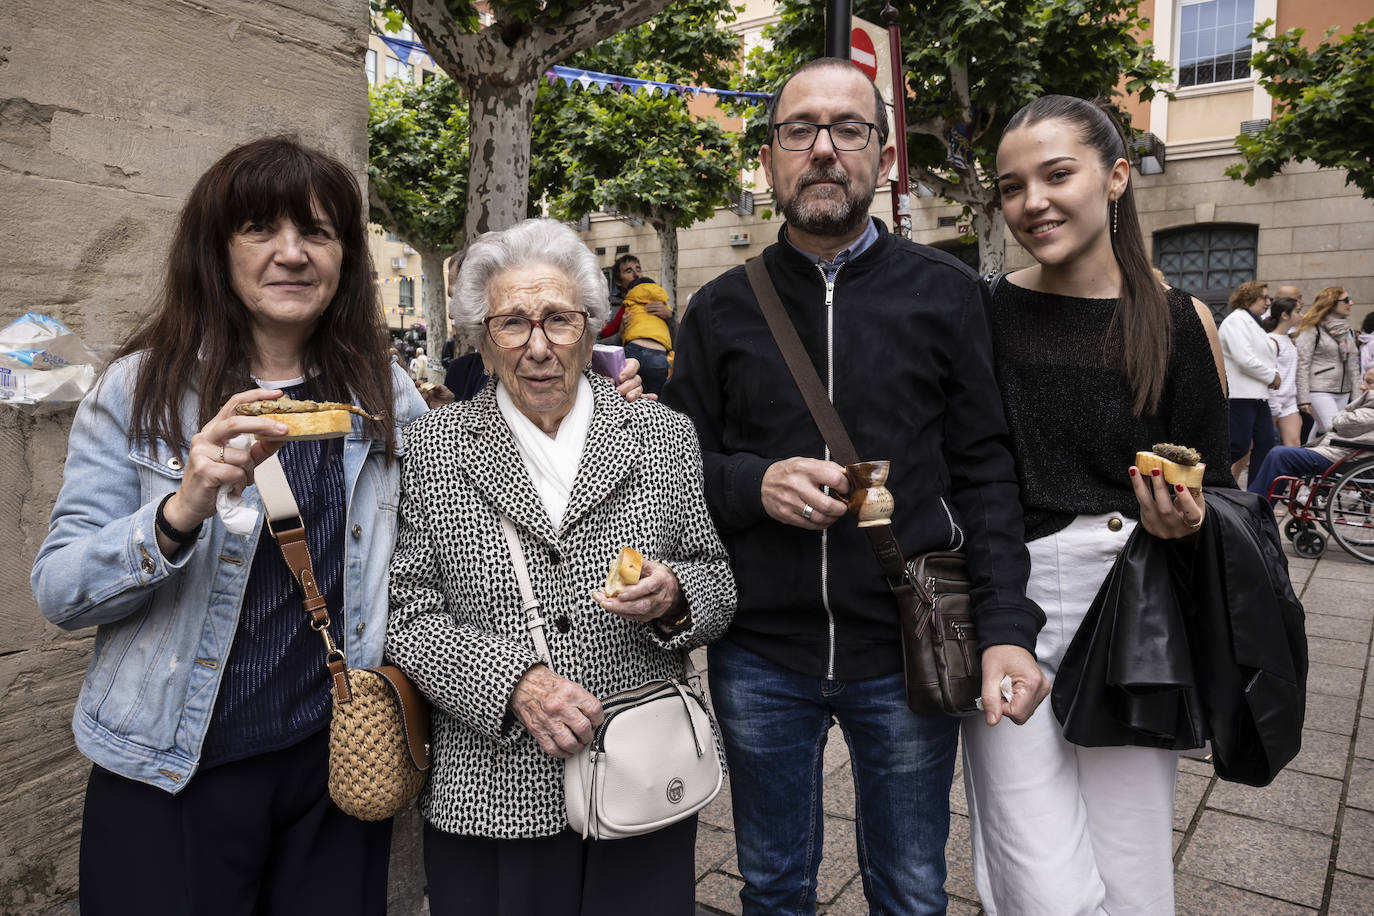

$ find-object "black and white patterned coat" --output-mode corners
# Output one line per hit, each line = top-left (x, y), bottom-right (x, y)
(386, 371), (736, 838)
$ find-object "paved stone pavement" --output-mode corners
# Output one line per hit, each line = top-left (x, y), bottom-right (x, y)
(693, 524), (1374, 915)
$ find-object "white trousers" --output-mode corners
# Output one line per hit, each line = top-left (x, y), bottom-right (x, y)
(962, 513), (1178, 916)
(1307, 391), (1351, 443)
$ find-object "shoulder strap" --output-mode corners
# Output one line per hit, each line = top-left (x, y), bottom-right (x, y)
(500, 516), (553, 669)
(982, 271), (1005, 297)
(743, 257), (908, 581)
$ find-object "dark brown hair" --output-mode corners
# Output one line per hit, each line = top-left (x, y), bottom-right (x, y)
(766, 57), (890, 148)
(116, 136), (395, 454)
(1262, 297), (1298, 332)
(1003, 96), (1171, 417)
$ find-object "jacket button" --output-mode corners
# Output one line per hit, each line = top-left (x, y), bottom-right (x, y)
(167, 456), (183, 471)
(140, 556), (155, 574)
(351, 524), (362, 539)
(1107, 517), (1123, 532)
(356, 621), (366, 635)
(555, 615), (571, 633)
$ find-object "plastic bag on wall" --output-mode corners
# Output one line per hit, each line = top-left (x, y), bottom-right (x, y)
(0, 312), (106, 413)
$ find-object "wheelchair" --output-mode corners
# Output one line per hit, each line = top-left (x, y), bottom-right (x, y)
(1267, 439), (1374, 562)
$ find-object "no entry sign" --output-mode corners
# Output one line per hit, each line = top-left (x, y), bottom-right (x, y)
(850, 27), (878, 81)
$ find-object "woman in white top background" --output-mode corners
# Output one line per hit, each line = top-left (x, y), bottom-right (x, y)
(1217, 281), (1280, 481)
(1264, 297), (1301, 446)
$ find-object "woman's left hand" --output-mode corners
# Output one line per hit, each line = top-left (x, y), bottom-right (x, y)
(617, 357), (651, 402)
(1129, 465), (1206, 539)
(594, 559), (682, 624)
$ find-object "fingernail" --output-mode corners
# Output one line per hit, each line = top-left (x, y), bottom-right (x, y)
(1129, 467), (1138, 477)
(1175, 484), (1185, 494)
(1151, 468), (1160, 478)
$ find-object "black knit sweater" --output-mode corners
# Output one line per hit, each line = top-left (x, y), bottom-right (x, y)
(988, 280), (1234, 542)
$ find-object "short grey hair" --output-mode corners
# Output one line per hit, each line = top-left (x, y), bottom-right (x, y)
(450, 219), (610, 347)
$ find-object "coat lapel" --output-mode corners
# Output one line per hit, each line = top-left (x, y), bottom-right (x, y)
(561, 373), (638, 535)
(452, 382), (560, 547)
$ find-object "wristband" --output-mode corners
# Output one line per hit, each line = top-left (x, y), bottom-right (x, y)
(155, 493), (203, 544)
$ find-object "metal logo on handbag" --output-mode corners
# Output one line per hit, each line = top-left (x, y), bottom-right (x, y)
(898, 552), (982, 717)
(257, 454), (431, 822)
(563, 678), (722, 840)
(500, 517), (722, 840)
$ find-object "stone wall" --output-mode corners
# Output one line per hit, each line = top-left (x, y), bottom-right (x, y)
(0, 3), (378, 911)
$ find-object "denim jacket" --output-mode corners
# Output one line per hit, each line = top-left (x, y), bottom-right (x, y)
(31, 354), (427, 793)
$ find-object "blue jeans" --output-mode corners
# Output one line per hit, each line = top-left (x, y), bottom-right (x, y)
(708, 639), (960, 916)
(1247, 445), (1333, 497)
(624, 341), (670, 396)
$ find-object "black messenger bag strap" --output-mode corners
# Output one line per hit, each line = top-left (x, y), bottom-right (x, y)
(743, 256), (906, 582)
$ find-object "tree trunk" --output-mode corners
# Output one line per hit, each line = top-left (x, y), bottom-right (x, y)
(464, 77), (538, 241)
(652, 212), (680, 317)
(419, 248), (449, 381)
(973, 201), (1006, 275)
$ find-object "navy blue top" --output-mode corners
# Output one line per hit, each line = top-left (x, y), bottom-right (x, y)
(200, 382), (347, 768)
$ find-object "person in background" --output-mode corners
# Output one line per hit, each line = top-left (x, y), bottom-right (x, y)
(600, 252), (677, 348)
(1265, 297), (1302, 447)
(617, 276), (675, 396)
(1295, 286), (1361, 442)
(1359, 311), (1374, 374)
(1218, 281), (1280, 482)
(1248, 366), (1374, 498)
(31, 136), (427, 916)
(1276, 283), (1305, 318)
(971, 95), (1231, 916)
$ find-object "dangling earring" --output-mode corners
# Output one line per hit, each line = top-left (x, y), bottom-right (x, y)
(1111, 199), (1119, 235)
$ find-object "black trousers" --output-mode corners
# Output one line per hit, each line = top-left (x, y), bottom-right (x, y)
(79, 729), (391, 916)
(423, 815), (697, 916)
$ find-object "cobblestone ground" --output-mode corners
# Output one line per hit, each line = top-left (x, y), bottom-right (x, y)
(694, 524), (1374, 915)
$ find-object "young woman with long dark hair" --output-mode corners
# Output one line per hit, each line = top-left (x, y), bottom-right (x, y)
(961, 96), (1233, 915)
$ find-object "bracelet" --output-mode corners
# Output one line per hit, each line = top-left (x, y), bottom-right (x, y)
(155, 493), (202, 544)
(657, 606), (692, 632)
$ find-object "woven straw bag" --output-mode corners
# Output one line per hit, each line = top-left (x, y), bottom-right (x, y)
(327, 663), (431, 821)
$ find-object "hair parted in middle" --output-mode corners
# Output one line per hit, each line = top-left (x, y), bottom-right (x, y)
(1002, 95), (1171, 417)
(451, 219), (611, 349)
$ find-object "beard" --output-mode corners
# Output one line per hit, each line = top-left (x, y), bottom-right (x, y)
(778, 164), (878, 238)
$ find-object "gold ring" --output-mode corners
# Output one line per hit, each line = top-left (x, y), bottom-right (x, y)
(217, 446), (225, 463)
(1186, 513), (1204, 530)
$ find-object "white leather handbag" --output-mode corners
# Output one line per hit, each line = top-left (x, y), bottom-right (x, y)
(500, 518), (723, 840)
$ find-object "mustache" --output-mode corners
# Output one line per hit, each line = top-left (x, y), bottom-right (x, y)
(798, 166), (850, 189)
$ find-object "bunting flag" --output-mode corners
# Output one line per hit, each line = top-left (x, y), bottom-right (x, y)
(372, 31), (769, 103)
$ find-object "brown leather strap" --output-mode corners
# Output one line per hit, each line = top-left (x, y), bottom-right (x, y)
(744, 256), (909, 584)
(272, 521), (331, 627)
(375, 664), (432, 770)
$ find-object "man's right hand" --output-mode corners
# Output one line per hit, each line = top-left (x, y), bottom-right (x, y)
(761, 457), (850, 530)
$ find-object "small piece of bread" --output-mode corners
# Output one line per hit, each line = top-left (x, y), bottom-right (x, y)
(604, 547), (643, 597)
(1135, 445), (1205, 490)
(251, 409), (354, 441)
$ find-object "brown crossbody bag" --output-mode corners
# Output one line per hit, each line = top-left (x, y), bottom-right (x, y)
(744, 257), (982, 717)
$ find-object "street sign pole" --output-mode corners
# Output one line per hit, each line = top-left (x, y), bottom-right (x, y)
(883, 3), (911, 239)
(825, 0), (852, 59)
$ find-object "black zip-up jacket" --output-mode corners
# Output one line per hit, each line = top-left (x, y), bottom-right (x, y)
(662, 223), (1045, 679)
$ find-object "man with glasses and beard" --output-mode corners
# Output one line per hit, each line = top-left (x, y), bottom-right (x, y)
(661, 59), (1047, 916)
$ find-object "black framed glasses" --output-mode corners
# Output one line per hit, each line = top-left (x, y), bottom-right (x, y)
(484, 311), (589, 349)
(772, 121), (878, 152)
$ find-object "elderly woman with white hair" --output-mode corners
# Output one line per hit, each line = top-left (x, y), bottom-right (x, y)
(386, 219), (736, 916)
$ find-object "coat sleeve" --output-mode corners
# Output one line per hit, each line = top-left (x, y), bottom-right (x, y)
(942, 280), (1045, 653)
(649, 411), (736, 652)
(31, 363), (198, 630)
(1331, 392), (1374, 441)
(385, 425), (540, 745)
(1220, 313), (1277, 385)
(660, 286), (774, 534)
(1295, 328), (1316, 404)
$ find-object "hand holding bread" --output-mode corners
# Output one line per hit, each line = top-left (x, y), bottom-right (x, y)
(595, 548), (685, 627)
(1130, 442), (1207, 540)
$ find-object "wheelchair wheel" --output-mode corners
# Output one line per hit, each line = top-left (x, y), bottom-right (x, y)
(1324, 457), (1374, 564)
(1294, 528), (1327, 558)
(1284, 517), (1303, 540)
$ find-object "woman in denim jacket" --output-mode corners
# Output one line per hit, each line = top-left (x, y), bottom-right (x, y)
(30, 137), (434, 916)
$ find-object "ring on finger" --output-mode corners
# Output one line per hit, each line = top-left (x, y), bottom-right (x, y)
(1186, 513), (1204, 530)
(217, 445), (225, 463)
(802, 503), (815, 521)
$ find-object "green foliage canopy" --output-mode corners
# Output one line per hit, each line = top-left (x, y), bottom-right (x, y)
(367, 73), (469, 255)
(1227, 19), (1374, 198)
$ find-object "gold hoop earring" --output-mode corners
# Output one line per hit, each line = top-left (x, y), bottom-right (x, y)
(1111, 199), (1119, 235)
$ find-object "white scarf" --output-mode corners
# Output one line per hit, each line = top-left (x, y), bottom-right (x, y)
(495, 375), (593, 529)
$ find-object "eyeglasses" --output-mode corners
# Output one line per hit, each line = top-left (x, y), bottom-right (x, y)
(1336, 296), (1353, 305)
(483, 311), (589, 349)
(772, 121), (878, 152)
